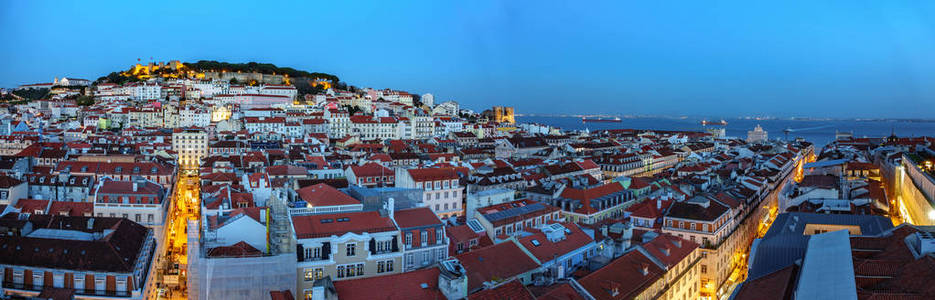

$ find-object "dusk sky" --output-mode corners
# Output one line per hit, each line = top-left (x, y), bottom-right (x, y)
(2, 1), (935, 118)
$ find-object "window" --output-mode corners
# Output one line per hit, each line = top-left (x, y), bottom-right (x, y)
(690, 223), (696, 231)
(437, 248), (446, 260)
(443, 203), (449, 210)
(421, 231), (428, 246)
(405, 233), (412, 247)
(701, 264), (707, 274)
(378, 261), (385, 273)
(337, 266), (345, 278)
(346, 243), (356, 256)
(385, 260), (393, 272)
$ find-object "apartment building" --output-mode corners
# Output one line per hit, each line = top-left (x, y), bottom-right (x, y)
(395, 207), (449, 272)
(293, 211), (403, 299)
(0, 215), (157, 299)
(395, 168), (464, 218)
(172, 128), (208, 171)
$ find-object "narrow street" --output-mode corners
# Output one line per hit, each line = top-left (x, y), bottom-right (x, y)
(153, 173), (200, 300)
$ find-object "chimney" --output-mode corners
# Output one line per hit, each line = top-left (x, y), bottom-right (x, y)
(641, 264), (649, 275)
(656, 198), (662, 210)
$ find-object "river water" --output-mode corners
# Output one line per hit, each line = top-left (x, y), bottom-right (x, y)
(517, 116), (935, 147)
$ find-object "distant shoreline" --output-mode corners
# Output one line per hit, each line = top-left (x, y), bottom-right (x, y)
(514, 114), (935, 123)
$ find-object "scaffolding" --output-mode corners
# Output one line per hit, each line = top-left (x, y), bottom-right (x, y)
(187, 192), (297, 299)
(187, 250), (295, 300)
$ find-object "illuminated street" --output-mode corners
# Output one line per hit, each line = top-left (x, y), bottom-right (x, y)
(153, 173), (200, 300)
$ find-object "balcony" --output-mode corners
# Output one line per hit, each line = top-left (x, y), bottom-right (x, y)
(3, 282), (133, 298)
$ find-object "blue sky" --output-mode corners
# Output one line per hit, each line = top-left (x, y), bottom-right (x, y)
(2, 0), (935, 118)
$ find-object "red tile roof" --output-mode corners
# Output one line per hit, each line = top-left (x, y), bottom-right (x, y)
(349, 162), (392, 178)
(394, 207), (443, 228)
(332, 267), (445, 300)
(292, 211), (396, 239)
(559, 182), (625, 214)
(297, 183), (360, 207)
(447, 224), (484, 242)
(269, 290), (295, 300)
(455, 242), (540, 291)
(625, 198), (671, 220)
(0, 175), (24, 188)
(14, 199), (50, 214)
(96, 179), (163, 196)
(207, 241), (264, 258)
(47, 201), (93, 217)
(578, 250), (664, 300)
(535, 282), (587, 300)
(407, 168), (459, 182)
(266, 165), (307, 176)
(0, 215), (150, 273)
(470, 279), (536, 300)
(640, 233), (697, 268)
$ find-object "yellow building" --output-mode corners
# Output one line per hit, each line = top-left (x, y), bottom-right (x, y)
(493, 106), (515, 124)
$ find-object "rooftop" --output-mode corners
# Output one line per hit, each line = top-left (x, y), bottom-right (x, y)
(292, 211), (396, 239)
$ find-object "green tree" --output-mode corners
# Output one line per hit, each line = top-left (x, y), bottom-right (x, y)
(76, 95), (95, 106)
(12, 88), (49, 100)
(342, 105), (362, 115)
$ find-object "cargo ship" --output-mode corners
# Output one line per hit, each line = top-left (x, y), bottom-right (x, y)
(582, 117), (622, 123)
(701, 119), (728, 126)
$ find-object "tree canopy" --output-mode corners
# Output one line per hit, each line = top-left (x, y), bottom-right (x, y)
(184, 60), (339, 82)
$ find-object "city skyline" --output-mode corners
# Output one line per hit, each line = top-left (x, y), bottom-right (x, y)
(3, 1), (935, 118)
(2, 2), (935, 299)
